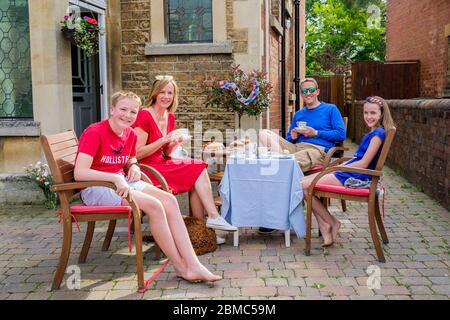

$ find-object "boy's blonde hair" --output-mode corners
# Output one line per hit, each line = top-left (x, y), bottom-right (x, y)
(144, 75), (179, 113)
(110, 91), (142, 107)
(365, 96), (396, 130)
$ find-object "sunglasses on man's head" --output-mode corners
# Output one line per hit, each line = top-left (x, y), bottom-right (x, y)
(155, 75), (174, 81)
(300, 87), (318, 94)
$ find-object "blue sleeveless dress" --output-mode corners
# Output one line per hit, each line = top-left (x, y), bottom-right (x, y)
(334, 127), (386, 185)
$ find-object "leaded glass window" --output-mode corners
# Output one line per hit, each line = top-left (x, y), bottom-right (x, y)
(167, 0), (212, 43)
(0, 0), (33, 119)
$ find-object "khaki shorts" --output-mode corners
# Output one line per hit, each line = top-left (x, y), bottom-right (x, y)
(260, 129), (326, 172)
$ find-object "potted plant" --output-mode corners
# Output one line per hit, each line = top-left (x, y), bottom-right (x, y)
(202, 64), (273, 130)
(24, 161), (58, 209)
(60, 14), (103, 57)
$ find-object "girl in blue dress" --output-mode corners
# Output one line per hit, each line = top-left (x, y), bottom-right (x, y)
(302, 96), (396, 247)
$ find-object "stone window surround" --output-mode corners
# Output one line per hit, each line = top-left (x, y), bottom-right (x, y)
(146, 0), (232, 56)
(0, 120), (40, 136)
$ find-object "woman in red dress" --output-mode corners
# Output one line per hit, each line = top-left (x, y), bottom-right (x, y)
(132, 76), (236, 239)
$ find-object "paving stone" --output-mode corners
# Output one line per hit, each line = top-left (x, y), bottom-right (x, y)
(409, 285), (434, 295)
(386, 295), (412, 300)
(396, 276), (432, 286)
(241, 286), (276, 297)
(106, 290), (143, 300)
(411, 295), (448, 300)
(264, 277), (288, 287)
(374, 285), (411, 295)
(230, 278), (265, 288)
(430, 285), (450, 295)
(428, 277), (450, 285)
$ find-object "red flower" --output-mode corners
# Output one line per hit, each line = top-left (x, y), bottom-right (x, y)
(83, 16), (98, 25)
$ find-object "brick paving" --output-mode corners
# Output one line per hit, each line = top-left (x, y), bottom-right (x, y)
(0, 143), (449, 300)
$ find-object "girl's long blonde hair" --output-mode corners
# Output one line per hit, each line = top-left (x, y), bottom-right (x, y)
(365, 96), (396, 130)
(144, 76), (179, 112)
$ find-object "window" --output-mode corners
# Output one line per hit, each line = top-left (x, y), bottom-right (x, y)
(0, 0), (33, 119)
(167, 0), (212, 43)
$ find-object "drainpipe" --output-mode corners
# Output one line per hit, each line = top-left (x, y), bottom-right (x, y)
(265, 0), (270, 129)
(294, 0), (301, 112)
(281, 0), (286, 136)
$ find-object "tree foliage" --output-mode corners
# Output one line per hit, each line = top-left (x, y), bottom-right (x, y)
(306, 0), (386, 75)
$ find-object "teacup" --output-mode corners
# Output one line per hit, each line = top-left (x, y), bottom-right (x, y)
(170, 146), (189, 158)
(296, 121), (307, 131)
(172, 128), (191, 141)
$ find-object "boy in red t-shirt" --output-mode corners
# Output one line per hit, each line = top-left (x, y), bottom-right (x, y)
(75, 91), (221, 283)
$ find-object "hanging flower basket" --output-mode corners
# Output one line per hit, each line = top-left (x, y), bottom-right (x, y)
(60, 14), (104, 57)
(62, 28), (77, 45)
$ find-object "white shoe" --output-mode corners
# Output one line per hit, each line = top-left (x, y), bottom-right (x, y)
(216, 236), (226, 245)
(206, 216), (238, 231)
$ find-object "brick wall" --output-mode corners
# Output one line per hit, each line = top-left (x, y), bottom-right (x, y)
(386, 0), (450, 98)
(354, 99), (450, 210)
(120, 0), (235, 151)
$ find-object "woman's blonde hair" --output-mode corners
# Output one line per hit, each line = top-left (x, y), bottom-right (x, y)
(144, 76), (179, 112)
(365, 96), (396, 130)
(110, 90), (142, 107)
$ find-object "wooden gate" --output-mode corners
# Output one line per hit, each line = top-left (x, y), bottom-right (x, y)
(352, 60), (420, 100)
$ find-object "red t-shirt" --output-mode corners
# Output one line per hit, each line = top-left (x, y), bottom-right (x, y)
(77, 119), (137, 174)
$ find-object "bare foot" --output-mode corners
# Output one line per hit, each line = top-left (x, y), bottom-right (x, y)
(320, 222), (334, 247)
(181, 265), (222, 283)
(331, 219), (341, 242)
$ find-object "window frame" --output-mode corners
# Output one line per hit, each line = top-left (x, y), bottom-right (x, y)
(165, 0), (214, 44)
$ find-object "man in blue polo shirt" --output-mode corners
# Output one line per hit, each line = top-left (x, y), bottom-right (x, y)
(259, 77), (346, 172)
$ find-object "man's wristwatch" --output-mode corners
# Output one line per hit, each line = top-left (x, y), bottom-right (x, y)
(314, 130), (319, 137)
(129, 162), (139, 169)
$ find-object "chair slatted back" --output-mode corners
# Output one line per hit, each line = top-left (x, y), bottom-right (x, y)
(40, 130), (79, 197)
(334, 116), (348, 158)
(375, 127), (396, 171)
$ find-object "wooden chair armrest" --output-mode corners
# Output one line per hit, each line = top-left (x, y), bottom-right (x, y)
(307, 166), (382, 195)
(137, 164), (170, 192)
(329, 157), (353, 166)
(51, 181), (117, 192)
(323, 146), (350, 166)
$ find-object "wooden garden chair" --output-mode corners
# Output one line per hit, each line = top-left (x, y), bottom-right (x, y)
(304, 127), (396, 262)
(41, 130), (169, 291)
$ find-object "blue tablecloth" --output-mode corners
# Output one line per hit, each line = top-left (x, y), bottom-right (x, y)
(219, 157), (306, 238)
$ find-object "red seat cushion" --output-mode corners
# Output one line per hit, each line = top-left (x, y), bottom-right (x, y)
(309, 165), (324, 171)
(67, 205), (131, 214)
(314, 184), (370, 196)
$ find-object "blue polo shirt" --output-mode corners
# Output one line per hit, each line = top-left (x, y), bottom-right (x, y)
(286, 102), (346, 151)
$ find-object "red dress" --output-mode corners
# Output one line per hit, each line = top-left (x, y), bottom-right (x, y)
(132, 109), (207, 194)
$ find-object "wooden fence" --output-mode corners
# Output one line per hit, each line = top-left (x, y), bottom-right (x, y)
(312, 75), (346, 115)
(352, 60), (420, 100)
